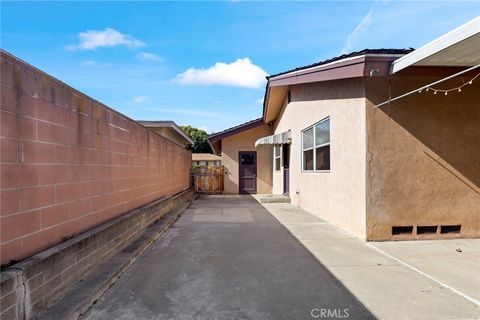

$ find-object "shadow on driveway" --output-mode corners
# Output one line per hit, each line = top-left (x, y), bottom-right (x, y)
(84, 195), (374, 320)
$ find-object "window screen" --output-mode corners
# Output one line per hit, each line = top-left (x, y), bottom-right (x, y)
(302, 117), (330, 171)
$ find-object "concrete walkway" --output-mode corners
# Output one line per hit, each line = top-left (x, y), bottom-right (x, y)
(84, 196), (373, 320)
(257, 199), (480, 320)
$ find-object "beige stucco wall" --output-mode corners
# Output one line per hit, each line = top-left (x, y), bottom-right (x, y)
(366, 76), (480, 240)
(222, 125), (273, 194)
(273, 79), (367, 239)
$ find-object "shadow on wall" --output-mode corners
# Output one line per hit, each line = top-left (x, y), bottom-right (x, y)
(291, 78), (364, 103)
(368, 76), (480, 191)
(223, 166), (240, 194)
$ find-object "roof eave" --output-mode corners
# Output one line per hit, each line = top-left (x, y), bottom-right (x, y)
(392, 17), (480, 73)
(263, 54), (401, 123)
(139, 120), (193, 145)
(207, 118), (264, 144)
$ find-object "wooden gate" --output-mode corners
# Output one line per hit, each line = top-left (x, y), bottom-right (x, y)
(192, 166), (224, 194)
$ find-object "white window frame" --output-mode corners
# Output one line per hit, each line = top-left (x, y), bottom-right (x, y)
(274, 145), (282, 171)
(301, 116), (330, 173)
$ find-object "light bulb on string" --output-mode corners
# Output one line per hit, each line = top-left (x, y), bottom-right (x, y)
(423, 72), (479, 96)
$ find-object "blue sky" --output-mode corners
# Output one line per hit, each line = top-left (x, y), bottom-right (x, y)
(2, 1), (479, 133)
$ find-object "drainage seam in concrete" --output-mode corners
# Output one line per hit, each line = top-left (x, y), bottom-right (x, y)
(366, 243), (480, 307)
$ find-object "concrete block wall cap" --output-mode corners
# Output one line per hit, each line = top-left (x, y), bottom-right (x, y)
(172, 188), (194, 199)
(6, 255), (45, 274)
(143, 195), (170, 210)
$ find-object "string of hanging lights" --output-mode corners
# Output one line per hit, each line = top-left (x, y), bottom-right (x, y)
(374, 64), (480, 108)
(418, 73), (480, 96)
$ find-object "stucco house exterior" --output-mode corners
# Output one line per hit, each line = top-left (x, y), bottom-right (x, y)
(208, 18), (480, 241)
(208, 119), (273, 194)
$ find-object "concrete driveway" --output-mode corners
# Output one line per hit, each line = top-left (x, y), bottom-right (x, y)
(259, 200), (479, 320)
(84, 196), (373, 320)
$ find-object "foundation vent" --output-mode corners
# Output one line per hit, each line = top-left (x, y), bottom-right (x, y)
(440, 225), (461, 234)
(392, 226), (413, 235)
(417, 226), (438, 235)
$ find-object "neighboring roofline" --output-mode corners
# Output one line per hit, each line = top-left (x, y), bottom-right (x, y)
(137, 120), (194, 144)
(392, 17), (480, 73)
(191, 153), (222, 161)
(207, 118), (264, 144)
(207, 139), (219, 155)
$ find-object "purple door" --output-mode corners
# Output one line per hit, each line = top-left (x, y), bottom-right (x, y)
(239, 151), (257, 194)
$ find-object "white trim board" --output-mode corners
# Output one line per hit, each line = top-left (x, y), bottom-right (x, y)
(392, 17), (480, 73)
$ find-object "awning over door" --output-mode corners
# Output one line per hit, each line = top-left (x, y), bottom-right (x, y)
(255, 130), (291, 147)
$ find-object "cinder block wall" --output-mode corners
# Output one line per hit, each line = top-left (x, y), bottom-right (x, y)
(0, 51), (191, 265)
(0, 190), (194, 320)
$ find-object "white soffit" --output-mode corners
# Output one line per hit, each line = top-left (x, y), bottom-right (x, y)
(392, 17), (480, 73)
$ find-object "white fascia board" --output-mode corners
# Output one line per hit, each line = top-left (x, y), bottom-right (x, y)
(392, 17), (480, 74)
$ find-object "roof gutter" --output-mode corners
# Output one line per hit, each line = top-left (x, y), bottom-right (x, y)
(391, 17), (480, 74)
(268, 54), (405, 84)
(262, 83), (271, 123)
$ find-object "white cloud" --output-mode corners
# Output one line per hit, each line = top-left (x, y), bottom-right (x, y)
(256, 97), (264, 105)
(132, 96), (148, 104)
(136, 52), (163, 62)
(81, 60), (97, 66)
(67, 28), (145, 51)
(175, 58), (268, 89)
(341, 9), (373, 54)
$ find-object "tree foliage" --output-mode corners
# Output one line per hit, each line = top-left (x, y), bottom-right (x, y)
(180, 125), (213, 153)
